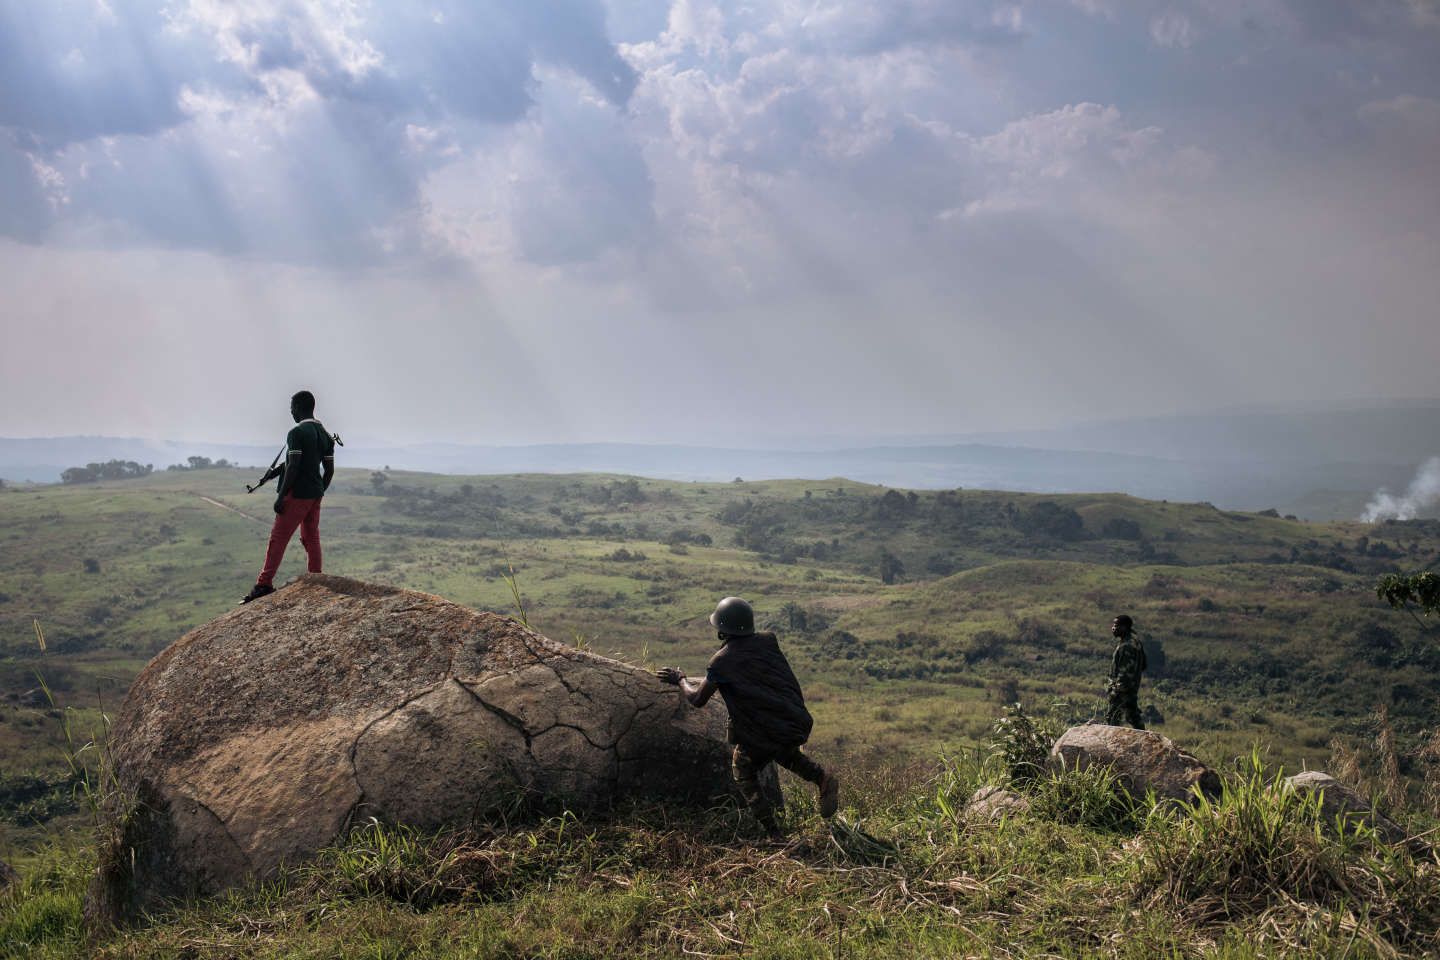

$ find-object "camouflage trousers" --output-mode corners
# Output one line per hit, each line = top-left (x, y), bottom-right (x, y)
(1106, 683), (1145, 730)
(732, 743), (825, 830)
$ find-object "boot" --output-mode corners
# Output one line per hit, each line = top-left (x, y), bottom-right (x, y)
(241, 583), (275, 604)
(819, 771), (840, 819)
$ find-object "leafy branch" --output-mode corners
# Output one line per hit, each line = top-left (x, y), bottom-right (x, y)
(1375, 571), (1439, 633)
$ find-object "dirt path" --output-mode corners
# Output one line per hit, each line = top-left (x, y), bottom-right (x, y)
(198, 495), (267, 525)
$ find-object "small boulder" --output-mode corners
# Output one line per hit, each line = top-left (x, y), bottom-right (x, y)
(85, 575), (753, 929)
(0, 858), (16, 890)
(1049, 725), (1220, 804)
(966, 785), (1031, 820)
(1285, 772), (1407, 845)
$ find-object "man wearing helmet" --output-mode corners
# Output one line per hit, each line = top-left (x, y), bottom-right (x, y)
(1105, 614), (1147, 729)
(657, 596), (839, 837)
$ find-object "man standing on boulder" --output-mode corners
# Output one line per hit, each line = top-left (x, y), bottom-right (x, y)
(656, 597), (839, 838)
(1105, 614), (1147, 729)
(241, 391), (335, 604)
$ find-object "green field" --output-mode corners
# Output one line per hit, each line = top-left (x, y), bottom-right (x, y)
(3, 466), (1437, 838)
(2, 467), (1439, 956)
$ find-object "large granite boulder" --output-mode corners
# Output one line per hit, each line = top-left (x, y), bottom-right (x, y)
(1049, 725), (1221, 804)
(1285, 772), (1408, 845)
(85, 575), (744, 928)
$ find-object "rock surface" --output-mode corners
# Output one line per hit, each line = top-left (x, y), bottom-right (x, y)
(1049, 724), (1221, 804)
(85, 575), (747, 928)
(966, 785), (1031, 820)
(1285, 772), (1407, 844)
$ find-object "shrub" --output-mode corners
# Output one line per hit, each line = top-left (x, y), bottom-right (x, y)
(965, 629), (1007, 664)
(1029, 764), (1146, 833)
(1101, 517), (1142, 540)
(988, 702), (1051, 785)
(1135, 753), (1440, 944)
(1016, 502), (1086, 541)
(878, 549), (905, 584)
(605, 548), (647, 563)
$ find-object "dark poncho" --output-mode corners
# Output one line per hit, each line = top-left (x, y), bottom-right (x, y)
(706, 632), (813, 752)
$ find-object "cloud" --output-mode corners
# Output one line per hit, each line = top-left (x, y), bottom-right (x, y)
(174, 0), (637, 123)
(1149, 10), (1197, 48)
(421, 71), (656, 267)
(0, 134), (51, 242)
(1408, 0), (1440, 25)
(0, 0), (206, 146)
(0, 0), (1437, 350)
(1276, 0), (1440, 41)
(793, 1), (1028, 55)
(0, 0), (638, 263)
(4, 0), (1440, 446)
(1359, 94), (1440, 143)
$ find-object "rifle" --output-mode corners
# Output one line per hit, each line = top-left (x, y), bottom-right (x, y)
(245, 432), (343, 494)
(246, 447), (285, 494)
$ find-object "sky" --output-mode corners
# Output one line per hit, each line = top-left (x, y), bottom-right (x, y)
(1, 0), (1438, 446)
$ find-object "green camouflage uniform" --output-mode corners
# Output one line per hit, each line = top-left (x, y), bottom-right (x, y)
(1106, 639), (1147, 729)
(731, 744), (822, 831)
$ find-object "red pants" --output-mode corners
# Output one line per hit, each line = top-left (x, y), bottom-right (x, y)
(256, 495), (322, 587)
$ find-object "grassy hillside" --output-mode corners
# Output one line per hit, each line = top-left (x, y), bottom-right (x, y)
(3, 468), (1439, 956)
(5, 752), (1439, 959)
(1, 467), (1437, 839)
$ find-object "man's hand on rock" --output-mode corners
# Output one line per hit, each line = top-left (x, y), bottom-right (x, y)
(656, 667), (684, 686)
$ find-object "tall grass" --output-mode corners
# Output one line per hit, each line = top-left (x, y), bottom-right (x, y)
(1136, 751), (1440, 951)
(498, 556), (529, 627)
(26, 622), (137, 938)
(2, 749), (1438, 959)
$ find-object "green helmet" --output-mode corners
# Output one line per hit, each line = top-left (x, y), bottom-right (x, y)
(709, 596), (755, 637)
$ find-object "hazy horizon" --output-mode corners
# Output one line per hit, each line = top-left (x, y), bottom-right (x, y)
(3, 395), (1439, 452)
(7, 397), (1440, 520)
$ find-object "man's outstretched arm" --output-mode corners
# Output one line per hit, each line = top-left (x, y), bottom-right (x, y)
(656, 667), (717, 707)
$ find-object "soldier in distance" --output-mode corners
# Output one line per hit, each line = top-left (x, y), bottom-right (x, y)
(1105, 614), (1147, 729)
(241, 391), (336, 604)
(657, 597), (839, 838)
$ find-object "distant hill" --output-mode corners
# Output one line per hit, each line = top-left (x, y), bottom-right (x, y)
(4, 401), (1436, 519)
(959, 399), (1440, 465)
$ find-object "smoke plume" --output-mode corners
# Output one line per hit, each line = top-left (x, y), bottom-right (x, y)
(1361, 456), (1440, 522)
